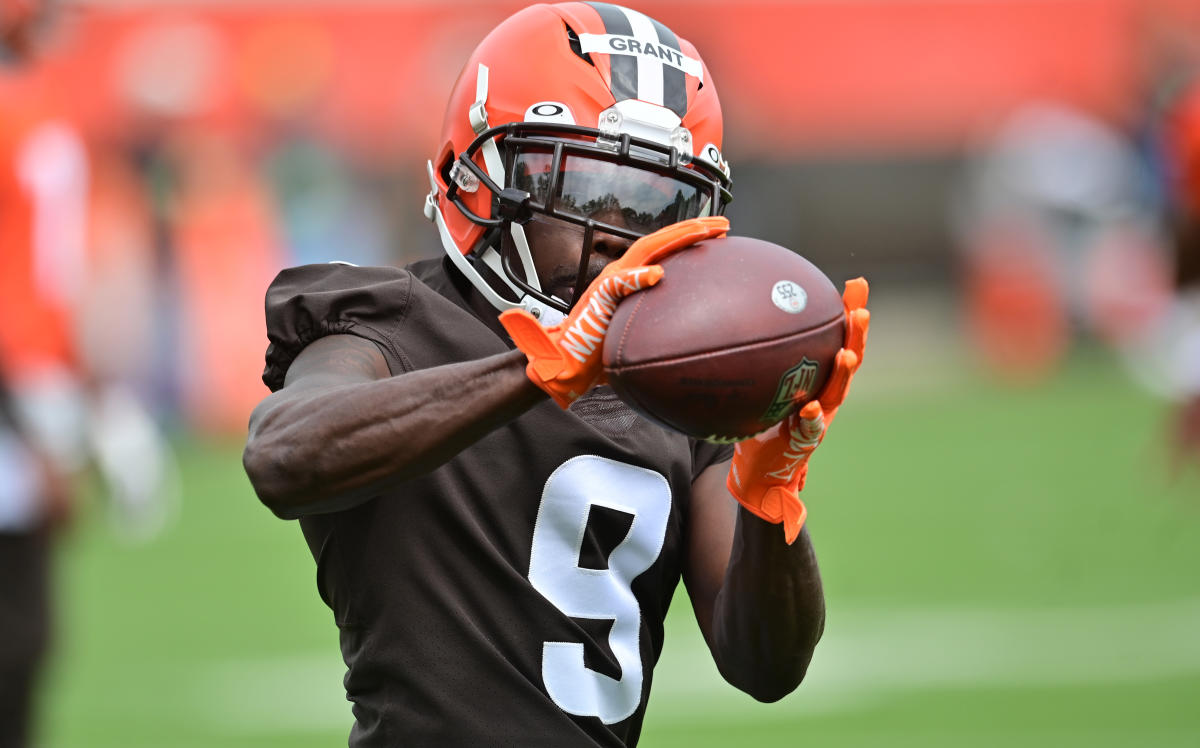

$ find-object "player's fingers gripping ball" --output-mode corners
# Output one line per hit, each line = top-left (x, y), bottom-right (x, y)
(727, 278), (870, 543)
(500, 216), (730, 407)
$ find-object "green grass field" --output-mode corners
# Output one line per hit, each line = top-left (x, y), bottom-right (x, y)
(34, 336), (1200, 747)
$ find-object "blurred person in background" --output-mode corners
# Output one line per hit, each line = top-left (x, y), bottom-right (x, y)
(1153, 75), (1200, 463)
(0, 367), (68, 748)
(953, 102), (1173, 382)
(243, 3), (868, 745)
(0, 2), (87, 744)
(1, 3), (177, 744)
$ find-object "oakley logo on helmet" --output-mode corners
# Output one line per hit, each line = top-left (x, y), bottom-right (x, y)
(525, 102), (576, 124)
(699, 143), (730, 179)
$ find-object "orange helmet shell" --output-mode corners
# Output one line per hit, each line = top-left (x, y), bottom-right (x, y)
(431, 2), (727, 257)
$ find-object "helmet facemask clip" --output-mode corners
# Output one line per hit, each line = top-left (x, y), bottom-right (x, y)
(496, 187), (533, 225)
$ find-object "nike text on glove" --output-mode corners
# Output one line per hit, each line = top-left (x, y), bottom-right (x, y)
(725, 277), (870, 544)
(500, 216), (730, 408)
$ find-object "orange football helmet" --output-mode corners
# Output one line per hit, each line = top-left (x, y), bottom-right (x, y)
(424, 2), (731, 321)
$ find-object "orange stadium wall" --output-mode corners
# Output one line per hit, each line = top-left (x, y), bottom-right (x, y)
(8, 0), (1198, 434)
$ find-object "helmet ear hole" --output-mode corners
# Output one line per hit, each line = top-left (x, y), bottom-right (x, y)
(435, 144), (457, 186)
(564, 24), (594, 66)
(438, 156), (454, 184)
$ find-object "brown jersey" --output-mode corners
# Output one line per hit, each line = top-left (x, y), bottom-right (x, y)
(262, 258), (732, 747)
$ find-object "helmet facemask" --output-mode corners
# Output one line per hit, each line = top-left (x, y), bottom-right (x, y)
(443, 119), (732, 316)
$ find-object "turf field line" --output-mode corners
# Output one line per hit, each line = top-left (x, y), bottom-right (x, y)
(191, 598), (1200, 732)
(651, 597), (1200, 721)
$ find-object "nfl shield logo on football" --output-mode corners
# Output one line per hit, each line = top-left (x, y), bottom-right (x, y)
(762, 358), (820, 422)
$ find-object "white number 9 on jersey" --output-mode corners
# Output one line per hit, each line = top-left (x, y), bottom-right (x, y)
(528, 456), (671, 724)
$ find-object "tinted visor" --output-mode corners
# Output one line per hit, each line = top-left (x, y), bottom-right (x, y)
(511, 150), (713, 235)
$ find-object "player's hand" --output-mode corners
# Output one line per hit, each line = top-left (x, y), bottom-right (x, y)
(500, 216), (729, 407)
(726, 278), (869, 543)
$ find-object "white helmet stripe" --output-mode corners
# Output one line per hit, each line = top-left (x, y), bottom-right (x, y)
(585, 3), (639, 103)
(621, 7), (663, 108)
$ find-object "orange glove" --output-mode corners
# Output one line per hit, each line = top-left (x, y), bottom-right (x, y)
(726, 278), (870, 544)
(500, 216), (730, 408)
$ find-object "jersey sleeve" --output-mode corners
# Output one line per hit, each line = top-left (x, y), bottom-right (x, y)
(262, 263), (415, 392)
(690, 438), (734, 481)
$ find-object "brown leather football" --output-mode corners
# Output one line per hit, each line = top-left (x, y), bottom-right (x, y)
(602, 235), (845, 441)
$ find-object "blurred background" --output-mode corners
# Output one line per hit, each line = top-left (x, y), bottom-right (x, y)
(3, 0), (1200, 746)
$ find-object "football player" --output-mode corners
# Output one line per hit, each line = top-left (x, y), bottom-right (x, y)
(1159, 76), (1200, 461)
(2, 4), (178, 742)
(243, 3), (869, 745)
(0, 1), (82, 744)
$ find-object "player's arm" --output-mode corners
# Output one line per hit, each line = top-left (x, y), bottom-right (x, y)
(0, 356), (74, 528)
(243, 336), (544, 519)
(246, 218), (728, 519)
(682, 278), (869, 701)
(683, 465), (825, 702)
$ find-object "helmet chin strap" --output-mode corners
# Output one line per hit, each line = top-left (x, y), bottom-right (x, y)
(479, 243), (565, 326)
(507, 221), (542, 294)
(424, 162), (566, 327)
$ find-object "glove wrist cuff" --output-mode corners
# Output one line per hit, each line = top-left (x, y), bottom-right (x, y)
(522, 364), (573, 410)
(725, 468), (807, 544)
(520, 359), (595, 409)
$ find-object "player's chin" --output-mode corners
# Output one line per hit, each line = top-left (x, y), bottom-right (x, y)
(551, 284), (577, 307)
(549, 264), (605, 307)
(548, 275), (585, 306)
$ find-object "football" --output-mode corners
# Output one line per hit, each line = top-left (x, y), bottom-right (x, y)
(602, 235), (846, 441)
